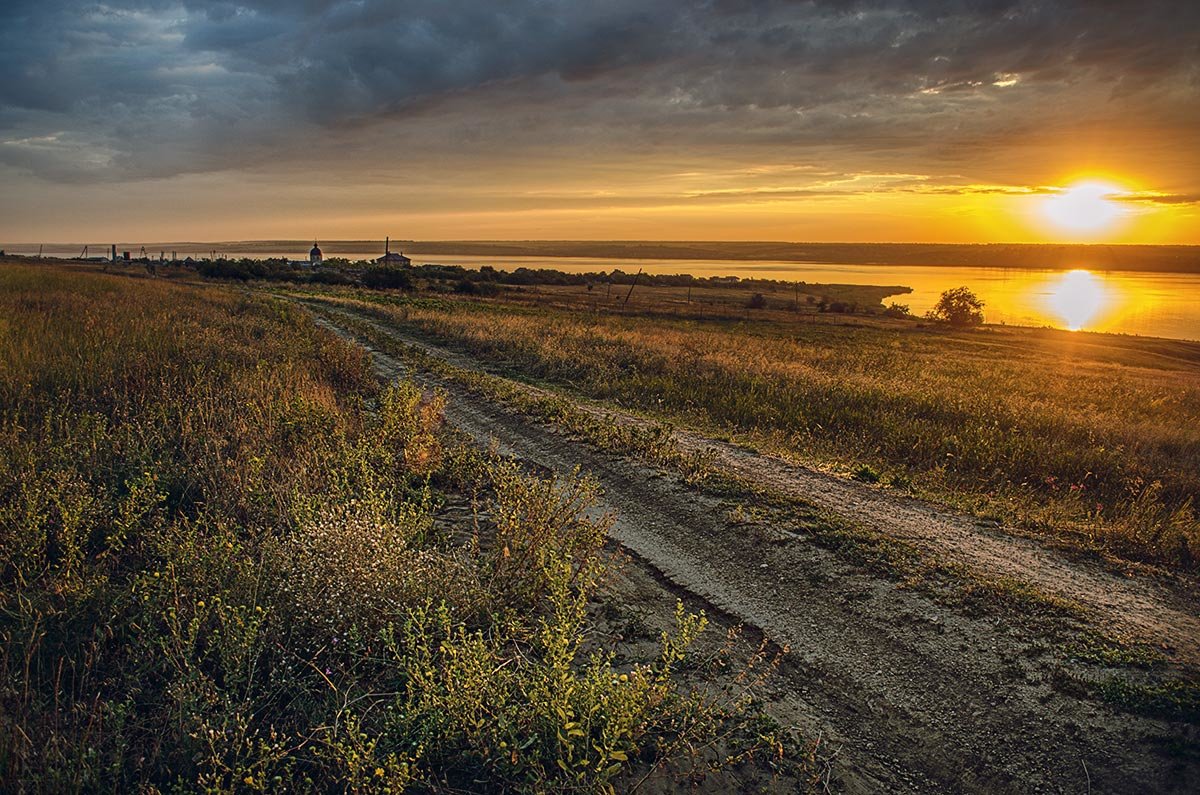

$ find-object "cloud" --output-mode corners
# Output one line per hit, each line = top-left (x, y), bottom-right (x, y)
(0, 0), (1196, 188)
(1113, 191), (1200, 206)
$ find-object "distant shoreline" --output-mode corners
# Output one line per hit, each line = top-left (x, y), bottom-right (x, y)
(4, 240), (1199, 273)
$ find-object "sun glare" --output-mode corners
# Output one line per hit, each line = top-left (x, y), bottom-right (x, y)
(1042, 181), (1124, 235)
(1046, 269), (1109, 331)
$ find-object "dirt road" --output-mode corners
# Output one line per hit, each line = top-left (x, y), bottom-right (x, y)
(306, 303), (1199, 793)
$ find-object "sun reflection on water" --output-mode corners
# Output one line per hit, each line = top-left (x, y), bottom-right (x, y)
(1045, 269), (1111, 331)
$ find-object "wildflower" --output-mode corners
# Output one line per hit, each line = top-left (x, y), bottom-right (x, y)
(374, 768), (384, 778)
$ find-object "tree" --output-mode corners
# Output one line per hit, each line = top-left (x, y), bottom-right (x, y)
(928, 287), (984, 327)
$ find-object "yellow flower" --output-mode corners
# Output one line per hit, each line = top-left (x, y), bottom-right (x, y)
(374, 767), (384, 778)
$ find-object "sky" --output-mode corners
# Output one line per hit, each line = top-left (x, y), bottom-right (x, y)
(1, 0), (1198, 244)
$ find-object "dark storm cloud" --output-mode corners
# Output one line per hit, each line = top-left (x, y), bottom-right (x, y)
(1, 0), (1197, 182)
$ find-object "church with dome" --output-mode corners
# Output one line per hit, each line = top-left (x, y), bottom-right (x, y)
(309, 242), (323, 265)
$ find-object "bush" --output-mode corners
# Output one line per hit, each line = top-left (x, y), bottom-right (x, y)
(928, 286), (985, 327)
(309, 268), (355, 286)
(851, 464), (882, 483)
(747, 292), (767, 309)
(362, 265), (414, 290)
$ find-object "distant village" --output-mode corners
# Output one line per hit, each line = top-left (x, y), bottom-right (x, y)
(68, 238), (411, 270)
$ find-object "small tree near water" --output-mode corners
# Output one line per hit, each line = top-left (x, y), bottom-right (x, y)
(928, 287), (984, 327)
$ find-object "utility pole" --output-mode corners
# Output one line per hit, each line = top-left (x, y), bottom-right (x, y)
(622, 268), (642, 309)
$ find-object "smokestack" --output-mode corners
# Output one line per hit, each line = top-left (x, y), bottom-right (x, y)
(111, 244), (117, 262)
(385, 236), (389, 255)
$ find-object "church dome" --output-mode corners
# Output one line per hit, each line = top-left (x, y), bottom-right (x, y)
(310, 242), (322, 257)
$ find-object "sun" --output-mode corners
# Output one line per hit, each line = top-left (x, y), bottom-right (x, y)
(1045, 269), (1110, 331)
(1041, 181), (1125, 235)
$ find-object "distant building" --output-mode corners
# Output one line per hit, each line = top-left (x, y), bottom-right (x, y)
(375, 236), (411, 266)
(309, 242), (323, 266)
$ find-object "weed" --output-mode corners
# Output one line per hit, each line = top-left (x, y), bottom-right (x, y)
(851, 465), (882, 484)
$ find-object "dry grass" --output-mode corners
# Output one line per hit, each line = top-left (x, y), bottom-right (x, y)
(302, 289), (1200, 570)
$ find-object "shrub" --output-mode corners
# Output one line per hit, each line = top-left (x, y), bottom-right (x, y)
(362, 265), (414, 290)
(309, 268), (355, 286)
(852, 464), (882, 483)
(747, 292), (767, 309)
(820, 300), (857, 314)
(928, 286), (985, 327)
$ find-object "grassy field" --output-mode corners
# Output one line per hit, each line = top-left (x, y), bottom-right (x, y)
(291, 288), (1200, 572)
(460, 280), (911, 320)
(0, 262), (791, 792)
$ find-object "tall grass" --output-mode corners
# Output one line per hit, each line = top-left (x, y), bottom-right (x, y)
(308, 291), (1200, 569)
(0, 264), (753, 792)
